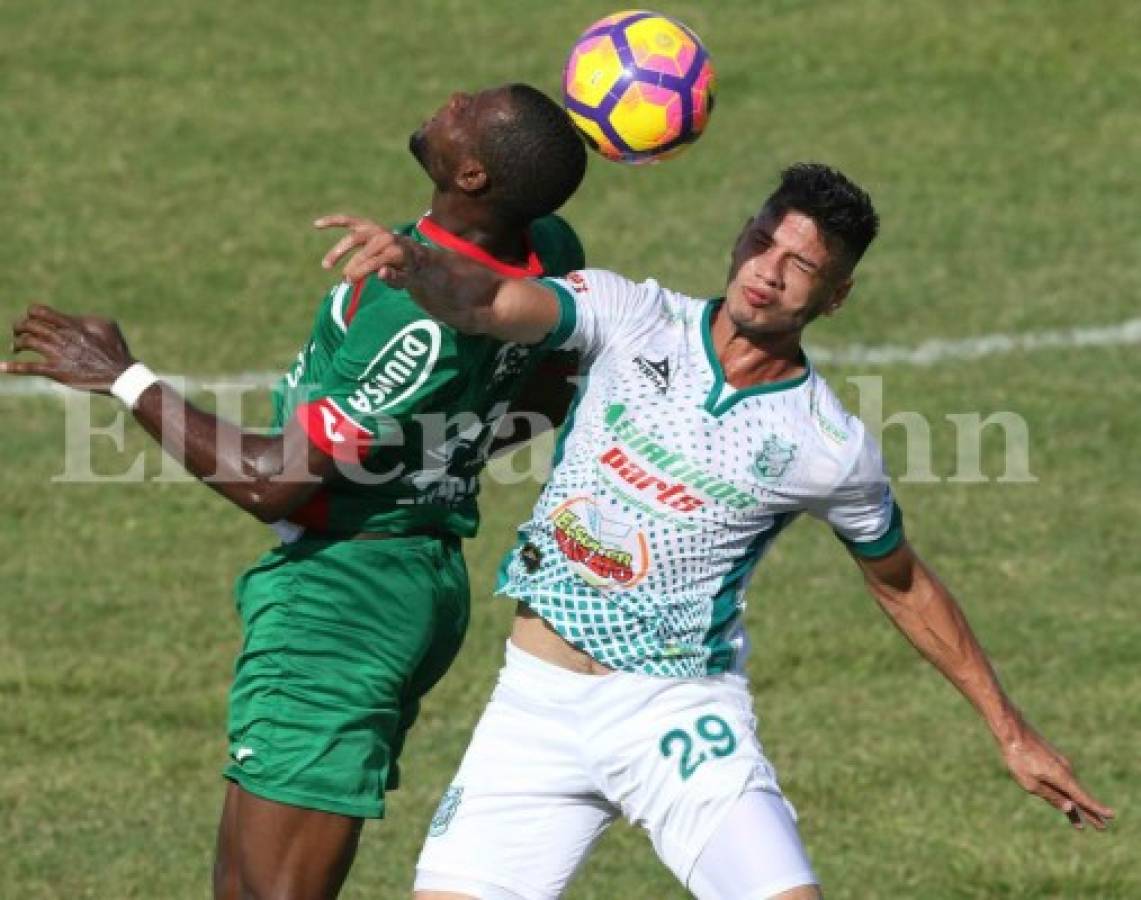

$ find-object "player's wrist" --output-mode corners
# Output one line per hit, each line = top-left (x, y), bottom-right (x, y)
(110, 361), (159, 409)
(989, 705), (1029, 749)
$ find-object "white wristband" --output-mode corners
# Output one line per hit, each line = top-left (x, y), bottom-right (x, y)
(110, 362), (159, 409)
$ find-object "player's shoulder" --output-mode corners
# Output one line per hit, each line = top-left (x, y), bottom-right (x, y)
(801, 369), (880, 480)
(530, 213), (585, 274)
(550, 270), (705, 341)
(529, 213), (578, 246)
(557, 268), (696, 306)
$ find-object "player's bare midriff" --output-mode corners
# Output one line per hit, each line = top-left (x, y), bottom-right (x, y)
(510, 602), (615, 676)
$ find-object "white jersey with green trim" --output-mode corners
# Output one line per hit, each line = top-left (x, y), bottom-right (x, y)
(496, 269), (903, 677)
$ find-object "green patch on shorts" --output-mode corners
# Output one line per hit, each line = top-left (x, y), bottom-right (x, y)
(224, 534), (469, 819)
(428, 784), (464, 836)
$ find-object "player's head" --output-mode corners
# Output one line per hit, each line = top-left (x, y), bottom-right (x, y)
(724, 163), (879, 339)
(410, 84), (586, 225)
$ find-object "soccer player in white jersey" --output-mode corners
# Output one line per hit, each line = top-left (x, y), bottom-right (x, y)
(322, 164), (1113, 900)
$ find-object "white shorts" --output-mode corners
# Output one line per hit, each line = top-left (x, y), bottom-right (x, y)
(414, 641), (816, 899)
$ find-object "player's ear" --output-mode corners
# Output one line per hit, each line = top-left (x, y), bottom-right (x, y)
(455, 158), (488, 194)
(823, 278), (853, 316)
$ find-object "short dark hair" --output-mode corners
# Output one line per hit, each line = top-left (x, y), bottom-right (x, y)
(479, 84), (587, 224)
(763, 163), (879, 267)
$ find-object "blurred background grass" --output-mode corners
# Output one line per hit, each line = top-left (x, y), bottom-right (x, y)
(1, 1), (1138, 897)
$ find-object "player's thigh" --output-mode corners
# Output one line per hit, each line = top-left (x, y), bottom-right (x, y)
(687, 788), (819, 900)
(214, 781), (363, 900)
(385, 537), (473, 792)
(226, 537), (460, 819)
(415, 666), (617, 899)
(596, 673), (800, 888)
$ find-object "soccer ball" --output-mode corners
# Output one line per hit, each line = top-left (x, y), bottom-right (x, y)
(562, 10), (716, 165)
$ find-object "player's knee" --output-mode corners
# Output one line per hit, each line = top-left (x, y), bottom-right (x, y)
(211, 850), (241, 900)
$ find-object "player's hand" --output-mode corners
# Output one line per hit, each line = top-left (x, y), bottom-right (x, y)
(1001, 725), (1115, 830)
(315, 214), (415, 286)
(0, 305), (135, 393)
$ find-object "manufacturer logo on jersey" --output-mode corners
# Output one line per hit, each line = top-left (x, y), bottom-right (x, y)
(753, 435), (798, 481)
(284, 342), (315, 390)
(346, 320), (442, 416)
(633, 355), (671, 393)
(428, 785), (464, 837)
(550, 496), (651, 590)
(489, 342), (531, 389)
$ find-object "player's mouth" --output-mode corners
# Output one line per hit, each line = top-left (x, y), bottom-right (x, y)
(741, 286), (779, 307)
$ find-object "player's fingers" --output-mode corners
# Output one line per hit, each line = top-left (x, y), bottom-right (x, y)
(0, 359), (55, 378)
(343, 235), (398, 283)
(12, 316), (56, 343)
(1033, 781), (1085, 829)
(313, 213), (364, 231)
(12, 333), (58, 358)
(344, 250), (396, 284)
(321, 231), (370, 270)
(27, 304), (74, 328)
(375, 265), (408, 289)
(1044, 775), (1115, 829)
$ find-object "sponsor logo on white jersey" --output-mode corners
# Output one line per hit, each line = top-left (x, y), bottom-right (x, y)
(550, 496), (651, 590)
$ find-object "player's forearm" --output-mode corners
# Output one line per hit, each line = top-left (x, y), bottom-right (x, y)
(402, 241), (505, 335)
(399, 241), (557, 343)
(132, 382), (312, 522)
(868, 562), (1026, 746)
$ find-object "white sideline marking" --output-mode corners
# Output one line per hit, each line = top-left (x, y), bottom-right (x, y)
(0, 372), (282, 397)
(809, 318), (1141, 367)
(1, 319), (1139, 397)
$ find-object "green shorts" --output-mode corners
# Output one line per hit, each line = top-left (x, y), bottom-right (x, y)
(224, 534), (469, 819)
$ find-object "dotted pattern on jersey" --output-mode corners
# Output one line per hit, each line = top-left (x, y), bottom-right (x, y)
(499, 273), (897, 677)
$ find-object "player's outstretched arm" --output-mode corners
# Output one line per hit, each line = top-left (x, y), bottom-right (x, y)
(316, 215), (560, 344)
(2, 305), (335, 523)
(854, 541), (1115, 831)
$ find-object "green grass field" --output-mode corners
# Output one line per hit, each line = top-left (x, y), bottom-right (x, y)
(2, 1), (1138, 897)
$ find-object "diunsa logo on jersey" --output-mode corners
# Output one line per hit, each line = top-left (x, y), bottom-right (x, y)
(346, 320), (441, 415)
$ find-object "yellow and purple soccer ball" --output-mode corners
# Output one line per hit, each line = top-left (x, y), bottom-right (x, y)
(562, 10), (716, 165)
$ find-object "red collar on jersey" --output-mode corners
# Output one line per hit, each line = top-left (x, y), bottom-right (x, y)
(416, 215), (544, 278)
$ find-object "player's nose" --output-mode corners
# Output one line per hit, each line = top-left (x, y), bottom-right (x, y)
(751, 251), (782, 287)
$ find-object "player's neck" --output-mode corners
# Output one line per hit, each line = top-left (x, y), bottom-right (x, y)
(425, 197), (531, 266)
(711, 305), (806, 389)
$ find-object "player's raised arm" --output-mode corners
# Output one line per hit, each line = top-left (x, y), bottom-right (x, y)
(1, 305), (335, 523)
(316, 216), (560, 345)
(853, 541), (1115, 831)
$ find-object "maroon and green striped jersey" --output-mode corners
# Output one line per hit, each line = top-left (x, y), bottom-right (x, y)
(270, 214), (584, 537)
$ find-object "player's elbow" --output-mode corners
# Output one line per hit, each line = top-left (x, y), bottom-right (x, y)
(248, 501), (284, 525)
(241, 484), (297, 524)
